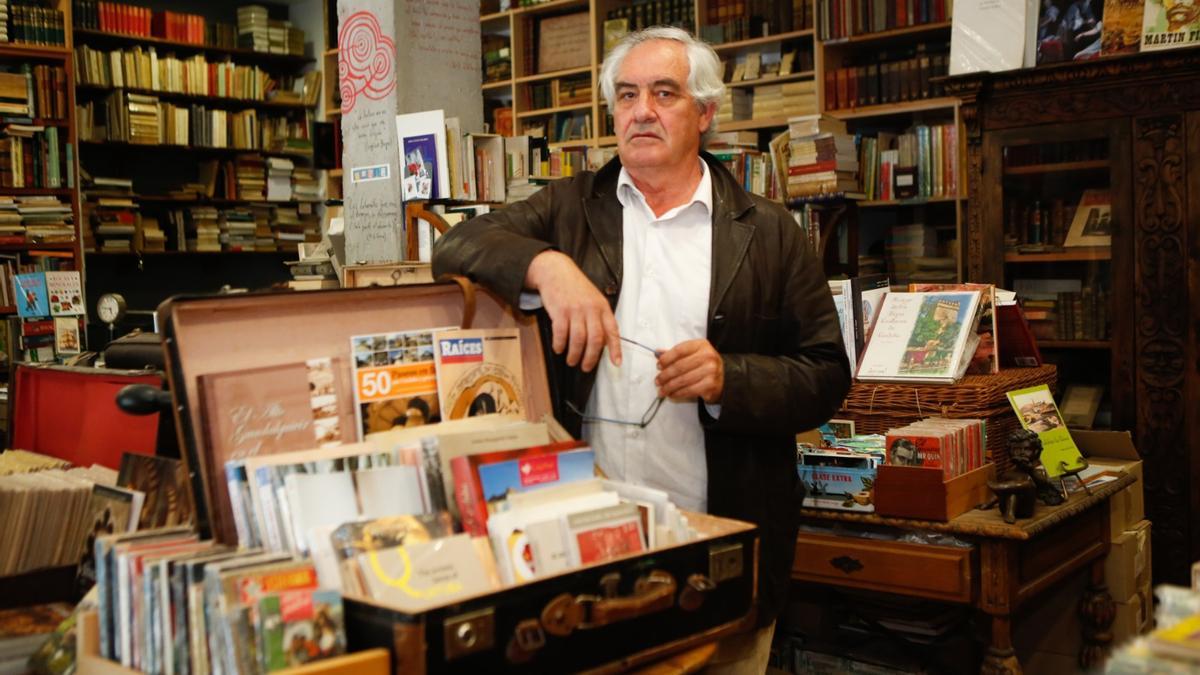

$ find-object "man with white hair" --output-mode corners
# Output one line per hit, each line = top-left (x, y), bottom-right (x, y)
(434, 27), (850, 672)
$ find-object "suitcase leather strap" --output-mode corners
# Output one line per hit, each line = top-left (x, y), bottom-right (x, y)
(575, 570), (677, 629)
(437, 274), (477, 329)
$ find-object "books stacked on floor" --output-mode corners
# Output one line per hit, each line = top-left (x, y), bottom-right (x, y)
(858, 123), (959, 201)
(265, 157), (293, 201)
(0, 602), (72, 673)
(185, 205), (221, 252)
(73, 45), (271, 101)
(92, 527), (347, 674)
(236, 5), (269, 52)
(0, 124), (70, 189)
(219, 208), (256, 252)
(785, 114), (859, 200)
(17, 196), (73, 243)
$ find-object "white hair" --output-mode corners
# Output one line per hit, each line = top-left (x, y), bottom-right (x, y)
(599, 26), (725, 145)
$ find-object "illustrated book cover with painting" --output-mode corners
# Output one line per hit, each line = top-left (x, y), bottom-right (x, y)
(434, 328), (525, 420)
(909, 283), (999, 375)
(1006, 384), (1087, 477)
(856, 291), (985, 384)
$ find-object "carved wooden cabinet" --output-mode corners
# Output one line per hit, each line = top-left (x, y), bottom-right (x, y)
(946, 50), (1200, 586)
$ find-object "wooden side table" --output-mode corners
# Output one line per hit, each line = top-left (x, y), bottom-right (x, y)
(793, 473), (1136, 674)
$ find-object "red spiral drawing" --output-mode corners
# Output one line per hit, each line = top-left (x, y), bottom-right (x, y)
(338, 11), (396, 115)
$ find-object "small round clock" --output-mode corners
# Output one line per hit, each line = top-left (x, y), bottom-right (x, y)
(96, 293), (127, 326)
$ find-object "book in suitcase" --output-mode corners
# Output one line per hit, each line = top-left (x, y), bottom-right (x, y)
(159, 280), (759, 673)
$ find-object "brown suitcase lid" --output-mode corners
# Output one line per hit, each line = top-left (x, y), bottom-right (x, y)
(157, 280), (551, 541)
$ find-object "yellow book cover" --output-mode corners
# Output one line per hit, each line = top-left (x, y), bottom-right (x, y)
(434, 328), (525, 420)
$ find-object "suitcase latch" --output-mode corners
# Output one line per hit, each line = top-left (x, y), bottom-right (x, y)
(506, 618), (546, 664)
(709, 542), (745, 583)
(443, 607), (495, 661)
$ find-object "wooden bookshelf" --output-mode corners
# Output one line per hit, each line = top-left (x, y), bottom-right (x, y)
(0, 305), (15, 314)
(1004, 247), (1112, 262)
(857, 195), (962, 207)
(89, 250), (294, 256)
(1038, 340), (1112, 349)
(0, 187), (76, 197)
(134, 195), (321, 206)
(725, 71), (816, 89)
(827, 97), (959, 119)
(1004, 160), (1111, 175)
(823, 21), (952, 47)
(711, 29), (815, 53)
(74, 84), (315, 111)
(517, 102), (592, 118)
(79, 140), (312, 159)
(72, 28), (314, 68)
(0, 243), (77, 251)
(513, 0), (589, 16)
(0, 43), (71, 59)
(515, 65), (592, 84)
(0, 118), (70, 127)
(483, 79), (513, 91)
(720, 117), (791, 132)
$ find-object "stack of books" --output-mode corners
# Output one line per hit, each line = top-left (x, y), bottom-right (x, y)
(885, 223), (938, 285)
(84, 177), (137, 253)
(218, 208), (256, 252)
(235, 156), (266, 200)
(17, 196), (73, 243)
(0, 0), (8, 43)
(135, 214), (165, 252)
(236, 5), (269, 53)
(716, 88), (751, 125)
(185, 205), (220, 252)
(785, 114), (859, 199)
(291, 166), (318, 202)
(0, 196), (21, 242)
(265, 157), (293, 201)
(269, 204), (303, 250)
(751, 80), (817, 119)
(267, 19), (288, 55)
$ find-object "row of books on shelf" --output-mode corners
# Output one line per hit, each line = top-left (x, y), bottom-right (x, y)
(1006, 189), (1113, 250)
(857, 123), (959, 200)
(711, 144), (783, 201)
(70, 1), (305, 56)
(824, 45), (950, 111)
(85, 201), (319, 254)
(1014, 277), (1110, 341)
(817, 0), (953, 41)
(0, 124), (72, 189)
(723, 46), (815, 84)
(604, 0), (696, 42)
(699, 0), (812, 45)
(524, 74), (591, 111)
(78, 93), (314, 153)
(73, 45), (287, 102)
(0, 1), (66, 46)
(0, 65), (67, 120)
(0, 311), (82, 361)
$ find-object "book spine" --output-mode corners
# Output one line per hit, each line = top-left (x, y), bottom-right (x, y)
(450, 455), (489, 537)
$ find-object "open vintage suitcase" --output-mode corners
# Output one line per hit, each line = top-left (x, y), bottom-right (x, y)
(158, 280), (758, 674)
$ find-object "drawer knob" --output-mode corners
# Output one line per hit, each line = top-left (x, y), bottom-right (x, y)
(830, 556), (864, 574)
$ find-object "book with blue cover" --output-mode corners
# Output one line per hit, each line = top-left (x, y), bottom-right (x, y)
(14, 272), (49, 318)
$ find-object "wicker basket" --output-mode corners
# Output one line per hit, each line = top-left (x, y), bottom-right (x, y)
(837, 365), (1057, 473)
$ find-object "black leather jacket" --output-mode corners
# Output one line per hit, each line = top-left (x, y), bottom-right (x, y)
(432, 152), (851, 625)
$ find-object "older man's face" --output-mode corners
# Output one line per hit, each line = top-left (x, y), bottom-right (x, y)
(613, 40), (713, 172)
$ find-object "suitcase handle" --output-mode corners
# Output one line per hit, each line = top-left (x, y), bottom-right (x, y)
(437, 274), (477, 329)
(578, 570), (677, 629)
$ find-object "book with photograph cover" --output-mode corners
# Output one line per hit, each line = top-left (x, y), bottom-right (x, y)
(1064, 189), (1113, 247)
(856, 291), (985, 384)
(349, 327), (449, 438)
(257, 588), (346, 671)
(1007, 384), (1088, 477)
(1037, 0), (1105, 64)
(434, 328), (525, 420)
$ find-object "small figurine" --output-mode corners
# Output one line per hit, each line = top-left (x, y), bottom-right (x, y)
(980, 429), (1067, 523)
(1007, 428), (1066, 506)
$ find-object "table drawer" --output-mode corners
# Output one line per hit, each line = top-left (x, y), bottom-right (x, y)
(793, 532), (976, 603)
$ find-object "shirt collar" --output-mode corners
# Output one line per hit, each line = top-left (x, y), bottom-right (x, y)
(617, 158), (713, 219)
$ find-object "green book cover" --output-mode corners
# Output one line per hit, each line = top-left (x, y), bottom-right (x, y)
(1006, 384), (1087, 477)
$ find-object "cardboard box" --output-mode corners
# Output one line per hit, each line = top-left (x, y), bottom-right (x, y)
(1105, 519), (1152, 600)
(1073, 430), (1144, 540)
(1016, 569), (1152, 663)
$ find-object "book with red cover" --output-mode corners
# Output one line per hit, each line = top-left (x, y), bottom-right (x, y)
(996, 303), (1043, 368)
(450, 440), (593, 536)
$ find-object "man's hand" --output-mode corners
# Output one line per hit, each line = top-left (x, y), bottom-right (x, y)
(525, 250), (622, 372)
(655, 339), (723, 404)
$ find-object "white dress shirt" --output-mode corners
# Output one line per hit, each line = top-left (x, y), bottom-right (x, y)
(583, 159), (715, 513)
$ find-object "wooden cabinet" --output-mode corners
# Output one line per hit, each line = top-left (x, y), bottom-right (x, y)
(947, 49), (1200, 586)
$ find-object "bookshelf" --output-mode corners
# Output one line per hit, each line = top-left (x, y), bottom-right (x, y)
(477, 0), (964, 284)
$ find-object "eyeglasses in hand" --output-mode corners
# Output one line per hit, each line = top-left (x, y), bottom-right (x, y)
(566, 336), (665, 429)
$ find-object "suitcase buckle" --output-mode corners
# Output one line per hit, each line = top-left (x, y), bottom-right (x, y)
(540, 593), (584, 637)
(679, 573), (717, 612)
(506, 618), (546, 664)
(576, 570), (677, 629)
